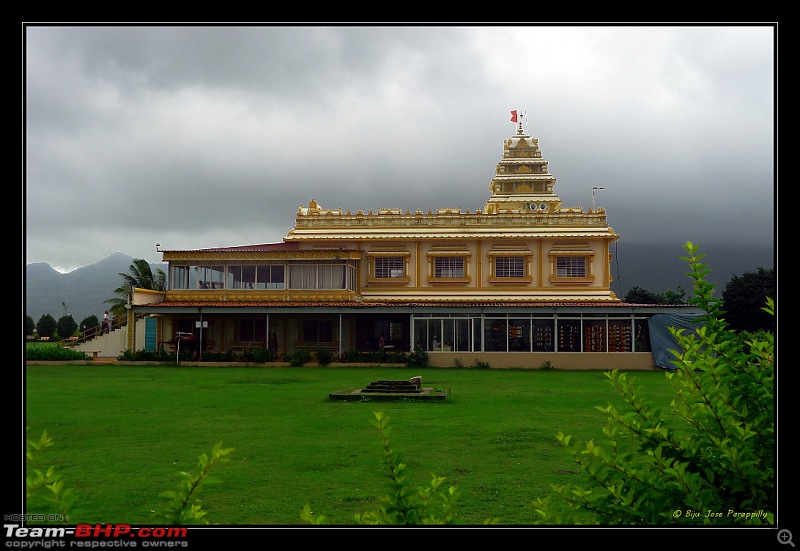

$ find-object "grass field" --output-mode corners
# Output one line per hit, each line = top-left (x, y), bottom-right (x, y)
(24, 364), (679, 526)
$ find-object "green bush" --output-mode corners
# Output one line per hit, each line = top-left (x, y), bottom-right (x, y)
(159, 442), (234, 525)
(531, 242), (775, 525)
(341, 349), (365, 363)
(246, 347), (277, 363)
(118, 348), (177, 362)
(25, 345), (94, 362)
(286, 347), (312, 367)
(316, 347), (333, 365)
(27, 428), (231, 526)
(405, 345), (429, 368)
(26, 429), (76, 520)
(200, 350), (237, 363)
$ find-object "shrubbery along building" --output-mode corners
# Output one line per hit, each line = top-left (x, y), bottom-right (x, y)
(125, 114), (700, 368)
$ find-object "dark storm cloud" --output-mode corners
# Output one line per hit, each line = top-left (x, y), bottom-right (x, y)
(24, 24), (775, 295)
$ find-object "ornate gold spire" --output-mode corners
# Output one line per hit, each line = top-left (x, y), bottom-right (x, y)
(483, 111), (562, 215)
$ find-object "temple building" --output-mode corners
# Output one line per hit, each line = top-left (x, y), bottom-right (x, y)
(122, 115), (700, 369)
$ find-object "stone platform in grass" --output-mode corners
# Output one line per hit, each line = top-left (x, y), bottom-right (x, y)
(329, 376), (447, 402)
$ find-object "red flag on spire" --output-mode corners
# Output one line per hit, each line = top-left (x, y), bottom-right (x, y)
(510, 110), (518, 123)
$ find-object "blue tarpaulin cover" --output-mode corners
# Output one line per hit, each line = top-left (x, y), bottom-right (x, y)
(648, 313), (705, 369)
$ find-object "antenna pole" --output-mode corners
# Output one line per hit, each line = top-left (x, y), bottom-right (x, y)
(592, 187), (605, 210)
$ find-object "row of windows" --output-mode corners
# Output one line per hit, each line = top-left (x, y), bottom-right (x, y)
(168, 255), (588, 290)
(170, 262), (357, 291)
(374, 256), (587, 279)
(201, 318), (335, 344)
(169, 314), (652, 353)
(413, 316), (649, 353)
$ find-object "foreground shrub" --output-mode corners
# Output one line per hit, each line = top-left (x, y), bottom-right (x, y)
(531, 242), (775, 525)
(26, 429), (232, 526)
(404, 345), (429, 368)
(118, 348), (176, 362)
(301, 412), (486, 525)
(286, 347), (312, 367)
(25, 345), (93, 362)
(26, 430), (76, 520)
(159, 442), (234, 525)
(316, 347), (333, 365)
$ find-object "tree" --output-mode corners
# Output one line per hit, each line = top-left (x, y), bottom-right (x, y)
(57, 315), (78, 339)
(80, 315), (100, 337)
(624, 285), (686, 305)
(721, 267), (775, 333)
(105, 259), (167, 318)
(36, 314), (57, 339)
(659, 285), (686, 305)
(532, 242), (775, 525)
(25, 315), (35, 336)
(623, 286), (662, 304)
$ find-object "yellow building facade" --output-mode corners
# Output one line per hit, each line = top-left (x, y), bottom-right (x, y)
(128, 119), (699, 369)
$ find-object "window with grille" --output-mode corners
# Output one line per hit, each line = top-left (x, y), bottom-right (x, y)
(556, 256), (587, 278)
(375, 257), (405, 278)
(303, 320), (334, 343)
(239, 319), (267, 342)
(434, 257), (464, 278)
(495, 256), (525, 278)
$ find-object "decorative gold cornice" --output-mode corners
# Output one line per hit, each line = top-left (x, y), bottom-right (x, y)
(164, 289), (359, 302)
(163, 250), (362, 261)
(288, 210), (611, 233)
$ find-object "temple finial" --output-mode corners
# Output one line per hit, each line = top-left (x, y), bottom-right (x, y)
(510, 109), (528, 134)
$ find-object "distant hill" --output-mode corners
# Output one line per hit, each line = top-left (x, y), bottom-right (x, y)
(25, 252), (168, 324)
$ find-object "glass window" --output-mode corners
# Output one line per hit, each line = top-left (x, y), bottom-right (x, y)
(557, 319), (582, 352)
(319, 264), (345, 289)
(197, 265), (224, 289)
(375, 257), (405, 278)
(532, 319), (554, 351)
(241, 266), (256, 289)
(634, 319), (651, 352)
(455, 318), (470, 351)
(303, 320), (334, 343)
(239, 319), (267, 343)
(556, 257), (587, 278)
(414, 319), (429, 351)
(288, 262), (348, 290)
(434, 257), (464, 278)
(259, 264), (285, 289)
(442, 319), (454, 351)
(289, 264), (317, 289)
(608, 320), (632, 352)
(389, 322), (403, 341)
(170, 265), (190, 290)
(508, 319), (530, 351)
(495, 256), (525, 278)
(584, 320), (607, 352)
(484, 319), (508, 352)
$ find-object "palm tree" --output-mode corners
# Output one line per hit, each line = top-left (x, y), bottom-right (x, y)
(105, 259), (167, 319)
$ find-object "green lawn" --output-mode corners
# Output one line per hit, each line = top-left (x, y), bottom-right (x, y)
(24, 364), (678, 526)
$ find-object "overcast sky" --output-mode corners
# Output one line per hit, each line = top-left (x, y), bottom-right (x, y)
(24, 24), (776, 287)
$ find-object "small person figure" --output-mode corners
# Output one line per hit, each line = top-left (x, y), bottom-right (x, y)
(269, 331), (278, 354)
(379, 332), (386, 351)
(102, 311), (110, 334)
